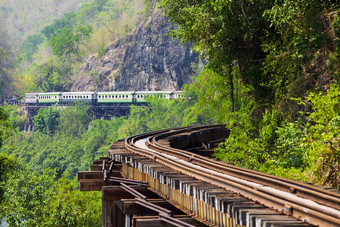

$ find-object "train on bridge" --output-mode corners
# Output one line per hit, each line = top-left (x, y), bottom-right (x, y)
(25, 91), (183, 105)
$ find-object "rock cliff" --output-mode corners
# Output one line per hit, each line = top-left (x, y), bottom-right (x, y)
(72, 9), (198, 91)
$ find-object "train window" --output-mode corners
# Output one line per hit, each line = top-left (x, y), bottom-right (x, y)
(137, 95), (140, 98)
(87, 96), (88, 99)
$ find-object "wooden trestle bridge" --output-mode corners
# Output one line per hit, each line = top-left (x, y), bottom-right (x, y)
(78, 125), (340, 227)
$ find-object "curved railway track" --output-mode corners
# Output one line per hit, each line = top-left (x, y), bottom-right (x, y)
(125, 124), (340, 227)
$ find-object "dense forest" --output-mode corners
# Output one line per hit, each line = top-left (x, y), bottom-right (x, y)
(0, 0), (339, 225)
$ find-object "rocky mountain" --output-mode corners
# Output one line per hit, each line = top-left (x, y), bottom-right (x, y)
(71, 8), (199, 91)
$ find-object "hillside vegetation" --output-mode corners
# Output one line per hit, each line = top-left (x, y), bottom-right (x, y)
(0, 0), (146, 99)
(157, 0), (339, 187)
(0, 0), (339, 225)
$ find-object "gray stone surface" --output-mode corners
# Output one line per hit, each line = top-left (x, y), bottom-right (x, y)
(72, 8), (198, 91)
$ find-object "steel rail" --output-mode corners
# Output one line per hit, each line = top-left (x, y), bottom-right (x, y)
(124, 125), (340, 226)
(150, 128), (340, 210)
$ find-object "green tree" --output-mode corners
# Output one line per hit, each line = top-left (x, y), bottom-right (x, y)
(58, 103), (92, 137)
(0, 154), (16, 203)
(0, 26), (15, 102)
(49, 25), (93, 60)
(158, 0), (276, 105)
(31, 57), (72, 92)
(19, 34), (44, 61)
(33, 107), (60, 135)
(0, 168), (57, 225)
(262, 0), (339, 103)
(41, 12), (76, 40)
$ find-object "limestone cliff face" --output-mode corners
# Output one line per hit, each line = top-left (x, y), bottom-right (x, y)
(72, 9), (198, 91)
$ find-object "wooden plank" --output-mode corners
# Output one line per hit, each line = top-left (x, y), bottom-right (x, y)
(79, 179), (108, 191)
(78, 171), (103, 180)
(78, 171), (122, 180)
(120, 200), (159, 216)
(91, 163), (121, 171)
(103, 186), (148, 201)
(134, 218), (169, 227)
(79, 179), (121, 191)
(103, 187), (135, 201)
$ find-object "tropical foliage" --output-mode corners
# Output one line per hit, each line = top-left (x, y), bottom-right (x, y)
(0, 0), (339, 225)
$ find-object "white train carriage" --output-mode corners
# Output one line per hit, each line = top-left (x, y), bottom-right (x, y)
(61, 92), (96, 104)
(97, 91), (134, 104)
(37, 92), (62, 105)
(25, 93), (39, 105)
(134, 91), (173, 103)
(171, 90), (184, 99)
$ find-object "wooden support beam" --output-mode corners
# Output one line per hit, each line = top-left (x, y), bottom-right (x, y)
(103, 186), (138, 200)
(103, 186), (149, 201)
(91, 163), (122, 171)
(78, 171), (103, 180)
(78, 171), (122, 180)
(118, 200), (159, 216)
(133, 218), (168, 227)
(79, 179), (120, 191)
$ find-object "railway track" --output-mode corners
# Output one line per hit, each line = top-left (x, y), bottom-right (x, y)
(124, 125), (340, 227)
